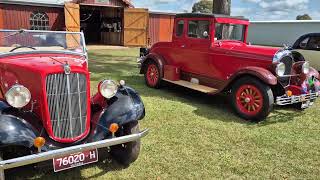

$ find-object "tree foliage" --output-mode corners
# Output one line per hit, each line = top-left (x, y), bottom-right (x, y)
(192, 0), (213, 13)
(296, 14), (312, 20)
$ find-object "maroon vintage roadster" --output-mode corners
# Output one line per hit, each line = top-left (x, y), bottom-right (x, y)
(0, 29), (147, 179)
(139, 13), (320, 121)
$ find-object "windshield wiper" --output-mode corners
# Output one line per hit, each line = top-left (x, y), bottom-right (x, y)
(1, 29), (26, 40)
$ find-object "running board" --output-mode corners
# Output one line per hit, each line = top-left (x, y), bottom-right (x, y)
(163, 79), (218, 94)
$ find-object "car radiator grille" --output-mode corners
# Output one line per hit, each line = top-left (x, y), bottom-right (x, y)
(46, 73), (87, 139)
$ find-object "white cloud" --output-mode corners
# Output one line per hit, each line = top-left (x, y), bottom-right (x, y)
(236, 0), (313, 20)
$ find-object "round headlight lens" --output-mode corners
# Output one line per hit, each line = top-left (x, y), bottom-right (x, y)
(302, 62), (310, 74)
(99, 80), (118, 99)
(276, 62), (286, 76)
(5, 85), (31, 108)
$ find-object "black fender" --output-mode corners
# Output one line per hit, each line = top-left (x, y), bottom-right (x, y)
(0, 114), (39, 149)
(91, 86), (145, 141)
(139, 52), (166, 78)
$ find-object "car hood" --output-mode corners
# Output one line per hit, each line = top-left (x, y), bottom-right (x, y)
(0, 53), (88, 102)
(217, 41), (280, 60)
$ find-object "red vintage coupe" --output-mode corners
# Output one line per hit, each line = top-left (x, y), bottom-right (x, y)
(0, 29), (148, 179)
(139, 13), (320, 121)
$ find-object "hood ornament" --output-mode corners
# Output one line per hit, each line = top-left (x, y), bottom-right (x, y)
(63, 62), (71, 75)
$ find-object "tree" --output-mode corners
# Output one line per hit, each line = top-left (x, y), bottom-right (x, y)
(213, 0), (231, 15)
(192, 0), (213, 13)
(296, 14), (312, 20)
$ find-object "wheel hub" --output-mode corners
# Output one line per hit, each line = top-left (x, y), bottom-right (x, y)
(244, 97), (251, 103)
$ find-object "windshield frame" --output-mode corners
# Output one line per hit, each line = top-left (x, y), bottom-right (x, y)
(0, 29), (88, 58)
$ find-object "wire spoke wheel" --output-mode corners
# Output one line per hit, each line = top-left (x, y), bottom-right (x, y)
(236, 85), (263, 116)
(144, 62), (161, 88)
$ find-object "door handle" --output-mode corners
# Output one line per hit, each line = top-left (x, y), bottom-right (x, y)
(181, 45), (186, 48)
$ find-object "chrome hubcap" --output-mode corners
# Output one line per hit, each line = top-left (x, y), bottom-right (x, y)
(244, 97), (251, 103)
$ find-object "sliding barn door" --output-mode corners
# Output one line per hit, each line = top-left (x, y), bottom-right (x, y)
(64, 3), (80, 48)
(123, 8), (149, 47)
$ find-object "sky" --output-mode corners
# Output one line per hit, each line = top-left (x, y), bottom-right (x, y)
(133, 0), (320, 20)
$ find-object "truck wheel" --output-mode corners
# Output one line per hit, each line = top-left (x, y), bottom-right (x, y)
(144, 61), (161, 88)
(231, 77), (274, 121)
(110, 121), (141, 166)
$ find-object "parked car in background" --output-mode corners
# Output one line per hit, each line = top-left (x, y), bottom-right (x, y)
(293, 33), (320, 71)
(138, 13), (320, 121)
(0, 29), (148, 179)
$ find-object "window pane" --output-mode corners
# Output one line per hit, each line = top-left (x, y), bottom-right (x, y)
(299, 37), (309, 49)
(30, 12), (49, 31)
(215, 23), (245, 41)
(188, 20), (209, 39)
(307, 37), (320, 50)
(176, 20), (184, 37)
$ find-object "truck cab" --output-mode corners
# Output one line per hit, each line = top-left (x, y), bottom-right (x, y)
(139, 13), (320, 121)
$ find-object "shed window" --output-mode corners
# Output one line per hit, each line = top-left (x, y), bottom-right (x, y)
(30, 12), (49, 30)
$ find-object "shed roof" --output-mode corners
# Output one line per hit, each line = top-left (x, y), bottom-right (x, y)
(0, 0), (133, 7)
(176, 13), (249, 21)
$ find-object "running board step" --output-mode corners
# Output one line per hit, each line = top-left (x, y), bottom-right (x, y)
(163, 79), (218, 94)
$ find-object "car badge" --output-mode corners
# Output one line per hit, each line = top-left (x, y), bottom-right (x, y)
(63, 63), (71, 75)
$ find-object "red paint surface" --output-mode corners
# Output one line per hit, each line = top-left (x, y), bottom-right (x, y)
(0, 53), (91, 143)
(0, 4), (65, 30)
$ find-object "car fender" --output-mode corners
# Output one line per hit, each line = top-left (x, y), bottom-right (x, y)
(229, 66), (277, 86)
(90, 86), (145, 141)
(140, 52), (166, 78)
(0, 114), (39, 149)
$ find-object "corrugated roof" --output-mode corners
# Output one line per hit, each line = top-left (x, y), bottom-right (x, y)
(0, 0), (133, 7)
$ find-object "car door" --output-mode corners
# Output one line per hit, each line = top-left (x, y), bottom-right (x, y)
(295, 36), (320, 71)
(181, 19), (211, 75)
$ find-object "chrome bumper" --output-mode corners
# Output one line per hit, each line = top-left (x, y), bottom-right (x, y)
(0, 129), (149, 180)
(276, 92), (319, 106)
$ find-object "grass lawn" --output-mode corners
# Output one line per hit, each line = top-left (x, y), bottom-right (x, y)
(9, 47), (320, 179)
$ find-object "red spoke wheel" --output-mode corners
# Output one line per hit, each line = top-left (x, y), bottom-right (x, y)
(231, 77), (274, 121)
(144, 61), (161, 88)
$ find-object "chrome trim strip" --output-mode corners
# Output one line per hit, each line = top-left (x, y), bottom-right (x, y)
(77, 73), (83, 133)
(276, 92), (319, 106)
(0, 129), (149, 180)
(66, 75), (74, 138)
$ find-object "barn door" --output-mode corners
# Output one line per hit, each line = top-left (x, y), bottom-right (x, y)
(124, 8), (149, 47)
(64, 3), (80, 48)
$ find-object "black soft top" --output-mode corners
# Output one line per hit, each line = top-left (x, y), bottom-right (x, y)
(175, 13), (249, 21)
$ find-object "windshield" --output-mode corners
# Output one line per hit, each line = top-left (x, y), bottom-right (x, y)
(0, 30), (86, 55)
(215, 23), (245, 41)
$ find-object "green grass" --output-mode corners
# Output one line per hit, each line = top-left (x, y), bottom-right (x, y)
(9, 48), (320, 179)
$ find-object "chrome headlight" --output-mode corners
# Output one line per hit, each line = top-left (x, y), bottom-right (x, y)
(99, 80), (118, 99)
(302, 62), (310, 74)
(5, 85), (31, 108)
(276, 62), (286, 76)
(273, 49), (291, 62)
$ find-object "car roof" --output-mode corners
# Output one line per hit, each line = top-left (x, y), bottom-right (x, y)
(175, 13), (249, 21)
(292, 33), (320, 48)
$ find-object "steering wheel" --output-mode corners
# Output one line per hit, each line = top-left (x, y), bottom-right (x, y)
(10, 46), (36, 52)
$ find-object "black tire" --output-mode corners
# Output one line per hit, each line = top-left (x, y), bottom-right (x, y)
(231, 77), (274, 121)
(110, 121), (141, 166)
(144, 61), (162, 88)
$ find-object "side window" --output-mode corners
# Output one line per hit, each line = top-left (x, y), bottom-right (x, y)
(299, 37), (309, 49)
(30, 11), (49, 30)
(176, 20), (184, 37)
(188, 20), (210, 39)
(307, 37), (320, 50)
